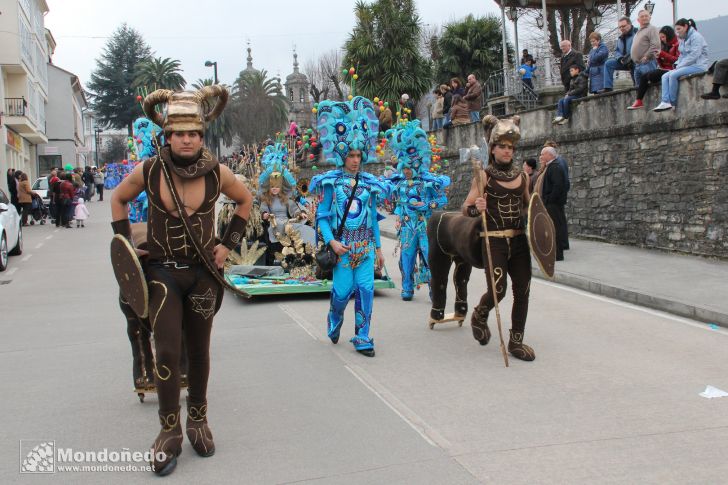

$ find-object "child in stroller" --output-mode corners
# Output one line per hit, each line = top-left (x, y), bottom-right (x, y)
(28, 192), (48, 225)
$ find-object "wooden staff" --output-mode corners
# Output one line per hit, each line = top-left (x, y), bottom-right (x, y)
(471, 153), (509, 368)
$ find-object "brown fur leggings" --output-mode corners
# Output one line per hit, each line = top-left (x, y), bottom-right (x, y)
(146, 263), (222, 413)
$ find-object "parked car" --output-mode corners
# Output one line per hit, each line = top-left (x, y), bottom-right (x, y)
(0, 187), (23, 271)
(32, 177), (50, 206)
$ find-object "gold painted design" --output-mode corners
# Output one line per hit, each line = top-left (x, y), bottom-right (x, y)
(493, 267), (504, 294)
(189, 288), (216, 319)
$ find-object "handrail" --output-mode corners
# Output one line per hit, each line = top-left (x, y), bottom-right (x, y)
(4, 98), (27, 117)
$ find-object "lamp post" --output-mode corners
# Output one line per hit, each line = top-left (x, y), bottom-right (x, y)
(541, 0), (552, 86)
(94, 127), (103, 167)
(506, 6), (520, 71)
(589, 9), (602, 27)
(204, 60), (218, 84)
(671, 0), (678, 23)
(500, 3), (509, 72)
(644, 0), (655, 14)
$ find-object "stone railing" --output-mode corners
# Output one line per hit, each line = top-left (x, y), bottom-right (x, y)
(428, 72), (728, 258)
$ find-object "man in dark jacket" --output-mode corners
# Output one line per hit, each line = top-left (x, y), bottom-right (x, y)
(559, 40), (585, 91)
(553, 65), (588, 124)
(604, 17), (638, 91)
(539, 146), (568, 260)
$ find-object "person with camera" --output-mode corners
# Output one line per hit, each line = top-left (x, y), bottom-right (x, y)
(603, 16), (638, 92)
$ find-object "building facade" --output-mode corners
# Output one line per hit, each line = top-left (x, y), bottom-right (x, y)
(37, 64), (89, 173)
(0, 0), (50, 191)
(284, 52), (312, 128)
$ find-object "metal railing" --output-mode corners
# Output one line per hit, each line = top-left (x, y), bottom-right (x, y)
(485, 69), (540, 111)
(4, 98), (27, 117)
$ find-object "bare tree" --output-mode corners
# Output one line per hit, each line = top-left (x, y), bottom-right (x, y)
(302, 49), (349, 103)
(420, 24), (441, 61)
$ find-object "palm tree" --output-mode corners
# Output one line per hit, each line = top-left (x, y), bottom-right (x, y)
(343, 0), (432, 109)
(436, 15), (509, 84)
(229, 70), (290, 144)
(192, 78), (234, 157)
(134, 56), (186, 90)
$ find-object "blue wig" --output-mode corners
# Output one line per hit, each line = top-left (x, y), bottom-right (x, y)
(258, 143), (296, 195)
(316, 96), (379, 167)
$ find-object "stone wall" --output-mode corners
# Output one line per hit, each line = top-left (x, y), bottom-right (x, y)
(427, 72), (728, 258)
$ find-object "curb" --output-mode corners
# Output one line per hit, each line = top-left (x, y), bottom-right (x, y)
(381, 230), (728, 329)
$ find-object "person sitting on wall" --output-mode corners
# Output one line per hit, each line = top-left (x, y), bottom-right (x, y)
(627, 25), (680, 110)
(553, 64), (588, 125)
(653, 18), (708, 112)
(701, 58), (728, 100)
(444, 95), (470, 127)
(559, 40), (585, 92)
(602, 16), (638, 92)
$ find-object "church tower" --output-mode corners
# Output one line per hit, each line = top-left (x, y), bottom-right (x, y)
(284, 50), (312, 128)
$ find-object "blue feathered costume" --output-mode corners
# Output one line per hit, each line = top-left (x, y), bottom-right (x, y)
(385, 120), (450, 300)
(310, 96), (387, 356)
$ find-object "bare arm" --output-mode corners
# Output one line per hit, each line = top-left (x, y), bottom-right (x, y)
(219, 164), (253, 220)
(462, 174), (486, 215)
(110, 163), (145, 221)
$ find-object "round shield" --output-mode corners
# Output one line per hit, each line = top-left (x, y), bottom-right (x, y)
(110, 235), (149, 319)
(527, 193), (556, 280)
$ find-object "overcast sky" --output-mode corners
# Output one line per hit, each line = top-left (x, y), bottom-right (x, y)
(45, 0), (726, 92)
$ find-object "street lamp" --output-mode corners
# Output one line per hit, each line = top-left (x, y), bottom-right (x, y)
(506, 7), (521, 69)
(644, 0), (655, 14)
(204, 60), (218, 84)
(536, 13), (544, 29)
(589, 9), (602, 27)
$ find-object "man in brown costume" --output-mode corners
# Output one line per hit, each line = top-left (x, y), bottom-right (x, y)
(428, 115), (536, 361)
(111, 86), (253, 475)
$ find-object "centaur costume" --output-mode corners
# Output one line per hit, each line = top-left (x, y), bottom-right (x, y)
(110, 86), (249, 475)
(385, 120), (450, 300)
(427, 115), (555, 362)
(310, 96), (387, 356)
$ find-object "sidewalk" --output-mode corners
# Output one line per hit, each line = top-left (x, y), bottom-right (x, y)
(378, 215), (728, 327)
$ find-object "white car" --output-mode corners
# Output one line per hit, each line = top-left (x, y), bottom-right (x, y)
(0, 187), (23, 271)
(32, 177), (50, 206)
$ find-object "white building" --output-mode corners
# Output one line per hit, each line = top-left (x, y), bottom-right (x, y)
(0, 0), (50, 191)
(37, 64), (89, 173)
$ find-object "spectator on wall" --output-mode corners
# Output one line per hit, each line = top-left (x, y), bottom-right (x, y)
(450, 77), (465, 96)
(559, 40), (585, 92)
(446, 95), (470, 126)
(654, 18), (708, 111)
(440, 84), (453, 126)
(431, 89), (445, 130)
(701, 58), (728, 100)
(603, 16), (638, 92)
(553, 64), (588, 125)
(586, 32), (609, 94)
(463, 73), (483, 123)
(628, 25), (680, 110)
(630, 10), (661, 89)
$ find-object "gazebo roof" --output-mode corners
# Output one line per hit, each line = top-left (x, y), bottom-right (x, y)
(494, 0), (626, 7)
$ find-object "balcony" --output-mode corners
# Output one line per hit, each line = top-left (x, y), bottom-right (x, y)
(4, 97), (48, 144)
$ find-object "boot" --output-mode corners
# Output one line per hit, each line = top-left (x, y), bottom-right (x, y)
(508, 329), (535, 361)
(454, 300), (468, 318)
(186, 398), (215, 457)
(470, 305), (491, 345)
(151, 407), (183, 476)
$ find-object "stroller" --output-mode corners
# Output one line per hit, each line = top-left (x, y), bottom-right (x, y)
(29, 192), (49, 225)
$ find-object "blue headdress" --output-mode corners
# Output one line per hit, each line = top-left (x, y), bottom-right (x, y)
(385, 120), (431, 176)
(132, 117), (164, 160)
(316, 96), (379, 167)
(258, 142), (296, 194)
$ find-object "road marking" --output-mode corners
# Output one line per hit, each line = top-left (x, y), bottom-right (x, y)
(535, 279), (728, 336)
(344, 365), (441, 448)
(54, 229), (59, 233)
(278, 304), (319, 341)
(34, 243), (43, 249)
(21, 254), (32, 262)
(280, 303), (446, 450)
(45, 235), (53, 240)
(5, 267), (18, 276)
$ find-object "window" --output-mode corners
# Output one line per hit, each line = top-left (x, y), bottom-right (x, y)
(299, 88), (305, 103)
(32, 178), (48, 191)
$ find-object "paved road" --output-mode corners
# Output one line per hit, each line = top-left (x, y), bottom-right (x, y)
(1, 196), (727, 484)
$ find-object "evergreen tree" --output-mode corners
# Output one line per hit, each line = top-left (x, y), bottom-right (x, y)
(134, 57), (186, 91)
(343, 0), (431, 107)
(229, 70), (290, 144)
(88, 24), (152, 135)
(436, 14), (508, 85)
